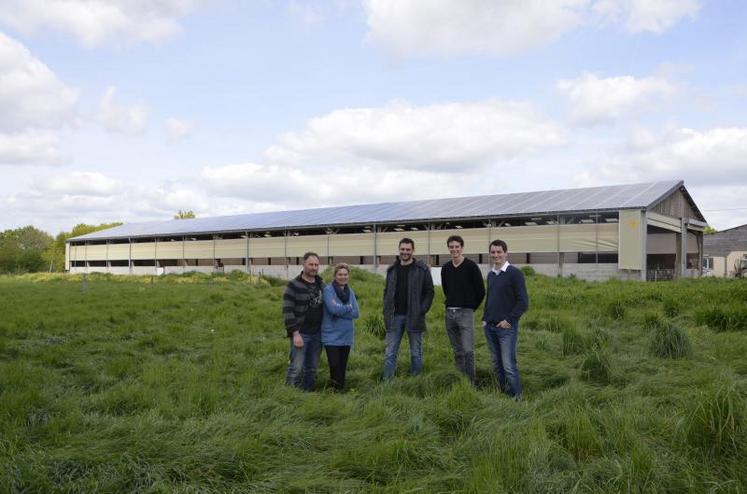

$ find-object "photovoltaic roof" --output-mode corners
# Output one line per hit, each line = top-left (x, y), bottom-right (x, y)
(70, 180), (695, 241)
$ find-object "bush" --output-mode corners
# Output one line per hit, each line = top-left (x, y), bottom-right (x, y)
(561, 327), (586, 356)
(694, 306), (747, 332)
(537, 314), (576, 333)
(549, 406), (602, 460)
(520, 266), (535, 276)
(684, 384), (745, 457)
(662, 297), (683, 318)
(642, 311), (668, 331)
(588, 327), (609, 350)
(580, 349), (611, 384)
(362, 313), (386, 339)
(606, 300), (627, 320)
(650, 323), (692, 359)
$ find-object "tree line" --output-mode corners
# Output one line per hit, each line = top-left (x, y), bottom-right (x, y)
(0, 223), (121, 274)
(0, 211), (197, 274)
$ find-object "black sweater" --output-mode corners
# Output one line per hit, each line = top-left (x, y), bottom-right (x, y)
(482, 265), (529, 326)
(440, 258), (486, 310)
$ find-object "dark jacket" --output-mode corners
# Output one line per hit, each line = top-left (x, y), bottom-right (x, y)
(383, 258), (434, 332)
(282, 273), (325, 337)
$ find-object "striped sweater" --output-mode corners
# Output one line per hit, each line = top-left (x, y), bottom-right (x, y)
(282, 273), (325, 336)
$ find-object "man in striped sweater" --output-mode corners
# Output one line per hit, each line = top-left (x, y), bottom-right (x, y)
(283, 252), (325, 391)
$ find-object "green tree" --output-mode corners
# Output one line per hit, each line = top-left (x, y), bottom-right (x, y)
(174, 210), (196, 219)
(43, 222), (122, 272)
(704, 226), (717, 235)
(0, 226), (53, 273)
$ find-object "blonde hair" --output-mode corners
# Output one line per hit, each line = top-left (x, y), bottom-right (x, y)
(333, 263), (350, 276)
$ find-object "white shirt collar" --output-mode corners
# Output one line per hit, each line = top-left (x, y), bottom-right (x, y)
(491, 261), (510, 275)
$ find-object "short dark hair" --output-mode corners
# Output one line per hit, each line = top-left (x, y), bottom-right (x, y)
(399, 238), (415, 248)
(302, 251), (320, 261)
(446, 235), (464, 247)
(489, 239), (508, 252)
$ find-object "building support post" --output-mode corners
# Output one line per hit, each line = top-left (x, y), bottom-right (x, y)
(427, 223), (432, 265)
(245, 232), (250, 274)
(556, 214), (561, 278)
(373, 224), (378, 272)
(696, 229), (703, 278)
(284, 231), (289, 280)
(594, 214), (599, 265)
(679, 218), (687, 278)
(154, 237), (158, 275)
(640, 211), (648, 281)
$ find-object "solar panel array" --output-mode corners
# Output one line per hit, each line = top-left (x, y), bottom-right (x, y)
(71, 180), (683, 241)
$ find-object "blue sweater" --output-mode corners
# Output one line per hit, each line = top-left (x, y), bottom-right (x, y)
(321, 284), (360, 346)
(482, 265), (529, 327)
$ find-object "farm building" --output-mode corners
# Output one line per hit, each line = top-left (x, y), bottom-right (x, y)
(703, 224), (747, 277)
(67, 180), (707, 281)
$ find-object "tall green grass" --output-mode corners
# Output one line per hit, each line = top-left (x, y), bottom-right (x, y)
(1, 272), (746, 491)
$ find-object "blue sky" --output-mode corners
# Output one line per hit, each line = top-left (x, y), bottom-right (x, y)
(1, 0), (746, 234)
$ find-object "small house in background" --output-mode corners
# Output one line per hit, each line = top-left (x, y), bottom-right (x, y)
(704, 224), (747, 277)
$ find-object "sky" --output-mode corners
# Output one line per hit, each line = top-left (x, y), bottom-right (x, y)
(1, 0), (746, 235)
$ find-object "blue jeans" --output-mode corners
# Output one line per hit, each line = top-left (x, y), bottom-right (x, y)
(483, 322), (521, 398)
(383, 314), (423, 379)
(285, 332), (322, 391)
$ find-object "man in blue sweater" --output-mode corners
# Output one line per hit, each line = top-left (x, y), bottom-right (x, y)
(482, 239), (529, 400)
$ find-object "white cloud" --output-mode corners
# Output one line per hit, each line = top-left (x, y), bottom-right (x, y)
(201, 163), (316, 202)
(288, 1), (324, 27)
(362, 0), (699, 58)
(363, 0), (588, 57)
(582, 126), (747, 188)
(200, 161), (458, 210)
(32, 172), (120, 196)
(265, 100), (565, 172)
(593, 0), (699, 34)
(690, 185), (747, 230)
(0, 32), (78, 132)
(557, 72), (675, 124)
(0, 0), (204, 46)
(96, 86), (149, 135)
(0, 131), (68, 166)
(126, 183), (210, 216)
(2, 172), (213, 232)
(165, 117), (195, 141)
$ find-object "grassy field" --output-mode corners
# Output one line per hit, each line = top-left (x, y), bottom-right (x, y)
(1, 270), (746, 493)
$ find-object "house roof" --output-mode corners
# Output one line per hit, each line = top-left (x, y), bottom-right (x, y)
(70, 179), (697, 241)
(704, 223), (747, 257)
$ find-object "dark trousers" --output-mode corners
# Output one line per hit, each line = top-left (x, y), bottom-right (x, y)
(325, 345), (351, 390)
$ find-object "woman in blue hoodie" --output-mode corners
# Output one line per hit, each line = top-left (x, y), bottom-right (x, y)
(322, 263), (359, 391)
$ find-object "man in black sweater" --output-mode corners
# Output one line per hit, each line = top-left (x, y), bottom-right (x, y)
(482, 239), (529, 400)
(440, 235), (485, 384)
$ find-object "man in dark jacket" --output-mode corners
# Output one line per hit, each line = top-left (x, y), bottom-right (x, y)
(441, 235), (485, 384)
(383, 238), (434, 379)
(482, 239), (529, 400)
(283, 252), (324, 391)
